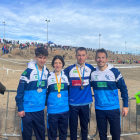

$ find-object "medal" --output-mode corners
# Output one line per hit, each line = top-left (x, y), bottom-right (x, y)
(81, 85), (84, 90)
(57, 93), (61, 98)
(37, 88), (42, 93)
(55, 71), (62, 98)
(35, 64), (44, 93)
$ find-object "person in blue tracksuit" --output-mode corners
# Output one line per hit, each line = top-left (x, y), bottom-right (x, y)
(2, 46), (5, 55)
(90, 48), (129, 140)
(64, 47), (94, 140)
(15, 47), (49, 140)
(47, 55), (69, 140)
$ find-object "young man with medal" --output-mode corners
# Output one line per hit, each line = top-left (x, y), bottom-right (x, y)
(15, 47), (49, 140)
(47, 55), (69, 140)
(64, 47), (94, 140)
(90, 48), (128, 140)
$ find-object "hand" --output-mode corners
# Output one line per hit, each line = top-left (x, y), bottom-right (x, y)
(18, 111), (25, 117)
(122, 107), (128, 117)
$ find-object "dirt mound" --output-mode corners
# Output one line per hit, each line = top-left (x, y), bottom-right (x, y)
(0, 45), (140, 61)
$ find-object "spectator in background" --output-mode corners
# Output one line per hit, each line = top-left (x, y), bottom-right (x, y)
(5, 46), (9, 54)
(0, 38), (1, 43)
(2, 46), (5, 55)
(20, 43), (22, 49)
(0, 82), (6, 95)
(10, 44), (12, 52)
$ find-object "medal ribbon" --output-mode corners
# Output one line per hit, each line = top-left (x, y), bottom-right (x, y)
(76, 65), (85, 86)
(35, 64), (44, 88)
(55, 71), (62, 93)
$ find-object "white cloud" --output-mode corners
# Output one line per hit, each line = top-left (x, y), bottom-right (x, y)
(0, 0), (140, 54)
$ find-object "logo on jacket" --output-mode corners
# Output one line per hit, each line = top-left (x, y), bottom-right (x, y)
(20, 80), (25, 83)
(21, 77), (25, 80)
(97, 82), (107, 87)
(94, 75), (98, 80)
(22, 71), (27, 75)
(50, 78), (55, 83)
(35, 75), (38, 79)
(84, 69), (88, 72)
(62, 77), (66, 82)
(44, 73), (47, 78)
(33, 74), (38, 80)
(105, 75), (110, 80)
(73, 69), (78, 73)
(54, 84), (64, 90)
(72, 80), (81, 86)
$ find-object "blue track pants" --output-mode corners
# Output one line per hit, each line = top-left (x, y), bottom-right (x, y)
(47, 111), (69, 140)
(95, 109), (121, 140)
(21, 110), (45, 140)
(69, 105), (89, 140)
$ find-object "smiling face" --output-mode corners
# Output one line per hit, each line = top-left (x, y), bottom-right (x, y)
(35, 55), (48, 70)
(75, 50), (87, 66)
(54, 59), (63, 73)
(95, 52), (108, 70)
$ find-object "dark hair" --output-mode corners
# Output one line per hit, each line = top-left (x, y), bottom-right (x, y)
(35, 47), (48, 57)
(96, 48), (108, 58)
(51, 55), (65, 68)
(76, 47), (87, 55)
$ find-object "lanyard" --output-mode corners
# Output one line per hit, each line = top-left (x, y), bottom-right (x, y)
(35, 64), (44, 88)
(76, 65), (85, 85)
(55, 71), (62, 93)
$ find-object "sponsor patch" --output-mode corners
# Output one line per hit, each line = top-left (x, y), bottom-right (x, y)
(35, 75), (38, 79)
(97, 82), (107, 87)
(54, 84), (64, 90)
(51, 79), (55, 83)
(22, 71), (27, 75)
(72, 80), (82, 86)
(93, 75), (98, 80)
(37, 81), (45, 87)
(73, 70), (78, 73)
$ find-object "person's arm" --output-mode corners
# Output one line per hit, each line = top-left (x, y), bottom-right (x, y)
(0, 82), (6, 95)
(116, 70), (128, 117)
(15, 70), (29, 117)
(64, 66), (69, 75)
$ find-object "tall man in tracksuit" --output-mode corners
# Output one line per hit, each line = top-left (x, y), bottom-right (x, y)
(15, 47), (49, 140)
(64, 47), (94, 140)
(91, 48), (128, 140)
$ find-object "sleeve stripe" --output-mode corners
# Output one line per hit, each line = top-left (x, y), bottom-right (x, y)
(20, 76), (29, 82)
(116, 74), (122, 82)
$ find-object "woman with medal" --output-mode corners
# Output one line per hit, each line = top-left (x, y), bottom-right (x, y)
(47, 55), (69, 140)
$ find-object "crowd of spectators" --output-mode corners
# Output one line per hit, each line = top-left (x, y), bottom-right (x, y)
(19, 42), (30, 50)
(0, 38), (139, 63)
(117, 59), (140, 64)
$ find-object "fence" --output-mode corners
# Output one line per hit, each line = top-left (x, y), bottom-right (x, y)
(0, 90), (140, 140)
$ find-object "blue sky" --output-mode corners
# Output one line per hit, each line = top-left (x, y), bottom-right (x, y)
(0, 0), (140, 54)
